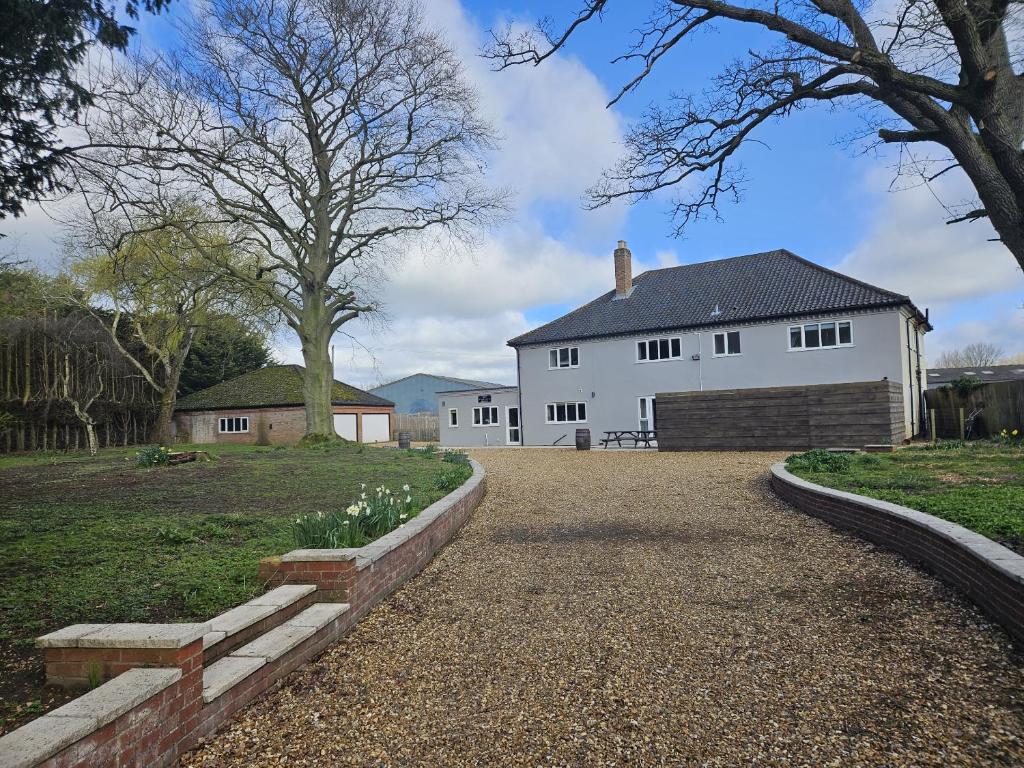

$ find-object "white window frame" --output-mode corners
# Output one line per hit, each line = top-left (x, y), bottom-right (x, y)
(218, 416), (250, 433)
(448, 408), (458, 428)
(712, 330), (742, 357)
(544, 401), (588, 424)
(472, 406), (499, 427)
(635, 336), (683, 363)
(788, 319), (854, 351)
(548, 346), (580, 369)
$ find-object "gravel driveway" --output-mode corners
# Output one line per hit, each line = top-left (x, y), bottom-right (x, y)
(182, 449), (1023, 767)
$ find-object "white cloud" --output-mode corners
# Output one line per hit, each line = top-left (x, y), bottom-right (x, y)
(839, 167), (1023, 307)
(839, 167), (1024, 360)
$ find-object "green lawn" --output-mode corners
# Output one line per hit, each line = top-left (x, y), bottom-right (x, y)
(0, 442), (466, 733)
(787, 442), (1024, 554)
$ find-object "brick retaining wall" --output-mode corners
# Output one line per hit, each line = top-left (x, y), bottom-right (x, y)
(771, 462), (1024, 645)
(0, 460), (485, 768)
(258, 458), (487, 621)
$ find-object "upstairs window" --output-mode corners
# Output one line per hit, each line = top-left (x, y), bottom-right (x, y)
(472, 406), (499, 426)
(545, 401), (587, 423)
(713, 331), (741, 356)
(549, 346), (580, 369)
(636, 337), (682, 362)
(219, 416), (250, 433)
(789, 320), (853, 350)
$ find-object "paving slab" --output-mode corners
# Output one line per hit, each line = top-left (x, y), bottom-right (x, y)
(248, 584), (317, 606)
(209, 603), (279, 637)
(283, 603), (349, 630)
(50, 668), (181, 727)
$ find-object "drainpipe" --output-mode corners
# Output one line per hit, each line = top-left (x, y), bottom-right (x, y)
(905, 315), (916, 436)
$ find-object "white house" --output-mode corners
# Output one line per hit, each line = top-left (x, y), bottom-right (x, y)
(440, 242), (929, 448)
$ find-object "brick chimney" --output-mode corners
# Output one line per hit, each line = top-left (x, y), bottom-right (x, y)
(614, 240), (632, 298)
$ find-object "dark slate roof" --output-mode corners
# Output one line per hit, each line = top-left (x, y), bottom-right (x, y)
(508, 249), (929, 347)
(926, 364), (1024, 388)
(372, 372), (505, 391)
(176, 365), (394, 411)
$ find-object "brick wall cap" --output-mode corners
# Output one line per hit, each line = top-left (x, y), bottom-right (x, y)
(35, 624), (109, 649)
(771, 462), (1024, 586)
(248, 584), (316, 606)
(277, 459), (485, 571)
(280, 548), (358, 563)
(0, 711), (96, 768)
(39, 622), (211, 649)
(48, 667), (181, 728)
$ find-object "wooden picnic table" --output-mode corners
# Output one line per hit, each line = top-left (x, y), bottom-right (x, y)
(601, 430), (657, 448)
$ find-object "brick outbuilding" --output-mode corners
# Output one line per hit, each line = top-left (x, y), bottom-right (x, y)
(173, 364), (395, 445)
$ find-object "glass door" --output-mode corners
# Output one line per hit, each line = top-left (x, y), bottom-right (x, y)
(506, 406), (521, 445)
(638, 396), (656, 431)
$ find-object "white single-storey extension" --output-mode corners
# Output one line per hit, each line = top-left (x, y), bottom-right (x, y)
(437, 386), (521, 447)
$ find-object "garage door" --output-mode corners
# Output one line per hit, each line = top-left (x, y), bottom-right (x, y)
(333, 413), (357, 440)
(361, 414), (391, 443)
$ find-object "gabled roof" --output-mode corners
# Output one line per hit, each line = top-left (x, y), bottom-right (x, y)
(175, 365), (394, 411)
(371, 372), (506, 391)
(508, 249), (929, 348)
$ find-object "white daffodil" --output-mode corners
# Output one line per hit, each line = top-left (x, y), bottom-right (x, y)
(346, 504), (360, 516)
(405, 495), (411, 503)
(402, 484), (410, 492)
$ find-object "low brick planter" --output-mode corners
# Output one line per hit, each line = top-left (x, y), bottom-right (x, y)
(257, 459), (487, 623)
(0, 460), (485, 768)
(771, 462), (1024, 645)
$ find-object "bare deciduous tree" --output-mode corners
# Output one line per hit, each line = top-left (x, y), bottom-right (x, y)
(71, 0), (503, 438)
(934, 341), (1006, 366)
(486, 0), (1024, 274)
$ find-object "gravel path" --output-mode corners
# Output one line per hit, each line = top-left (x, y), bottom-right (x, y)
(182, 449), (1024, 767)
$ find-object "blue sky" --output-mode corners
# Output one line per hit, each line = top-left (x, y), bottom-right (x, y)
(5, 0), (1023, 386)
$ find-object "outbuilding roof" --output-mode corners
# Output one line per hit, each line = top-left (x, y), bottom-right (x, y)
(175, 364), (394, 411)
(926, 364), (1024, 388)
(372, 372), (505, 391)
(508, 249), (929, 347)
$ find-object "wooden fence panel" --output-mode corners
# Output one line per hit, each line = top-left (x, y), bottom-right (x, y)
(924, 380), (1024, 438)
(390, 412), (439, 442)
(657, 381), (905, 451)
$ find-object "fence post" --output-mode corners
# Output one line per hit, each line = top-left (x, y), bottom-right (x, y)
(929, 409), (937, 444)
(958, 407), (965, 440)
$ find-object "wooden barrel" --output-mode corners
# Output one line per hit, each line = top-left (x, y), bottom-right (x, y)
(575, 428), (591, 451)
(398, 431), (412, 449)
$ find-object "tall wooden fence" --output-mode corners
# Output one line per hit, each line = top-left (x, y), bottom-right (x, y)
(391, 412), (439, 442)
(924, 380), (1024, 438)
(656, 380), (906, 451)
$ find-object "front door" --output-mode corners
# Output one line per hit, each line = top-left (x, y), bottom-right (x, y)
(506, 406), (521, 445)
(638, 396), (656, 432)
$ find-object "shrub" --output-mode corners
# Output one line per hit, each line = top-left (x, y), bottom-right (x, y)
(944, 375), (984, 398)
(136, 445), (171, 468)
(434, 464), (469, 492)
(410, 444), (437, 458)
(785, 449), (852, 473)
(442, 450), (469, 465)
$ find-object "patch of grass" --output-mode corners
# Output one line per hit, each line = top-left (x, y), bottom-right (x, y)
(0, 441), (462, 733)
(787, 442), (1024, 553)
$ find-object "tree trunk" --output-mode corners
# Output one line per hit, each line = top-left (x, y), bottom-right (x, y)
(148, 328), (196, 444)
(298, 301), (336, 439)
(85, 423), (98, 455)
